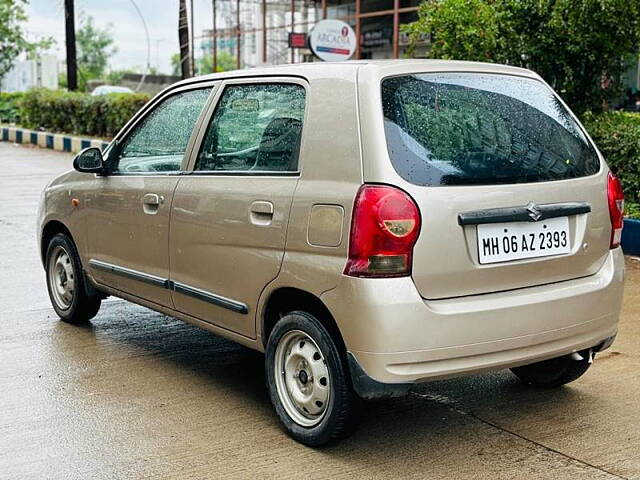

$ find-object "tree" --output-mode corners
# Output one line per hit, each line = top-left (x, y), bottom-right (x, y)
(170, 53), (181, 76)
(404, 0), (507, 63)
(0, 0), (53, 83)
(76, 15), (117, 91)
(106, 69), (134, 85)
(403, 0), (640, 113)
(171, 51), (236, 76)
(198, 51), (237, 74)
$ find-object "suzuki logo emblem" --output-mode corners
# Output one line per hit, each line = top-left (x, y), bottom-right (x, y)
(526, 202), (542, 221)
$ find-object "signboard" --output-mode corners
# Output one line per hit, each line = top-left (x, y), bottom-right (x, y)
(362, 29), (392, 48)
(309, 20), (356, 62)
(288, 32), (308, 49)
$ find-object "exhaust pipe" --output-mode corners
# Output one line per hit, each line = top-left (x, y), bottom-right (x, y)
(570, 348), (594, 363)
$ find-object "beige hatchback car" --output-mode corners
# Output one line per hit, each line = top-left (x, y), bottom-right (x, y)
(38, 60), (625, 446)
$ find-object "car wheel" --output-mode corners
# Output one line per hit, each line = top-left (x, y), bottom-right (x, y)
(265, 311), (360, 446)
(45, 233), (101, 323)
(510, 349), (593, 388)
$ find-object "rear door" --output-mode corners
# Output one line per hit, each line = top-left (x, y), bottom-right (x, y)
(168, 78), (306, 337)
(373, 71), (610, 299)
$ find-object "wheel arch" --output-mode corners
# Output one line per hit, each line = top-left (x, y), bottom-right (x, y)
(261, 287), (346, 355)
(41, 220), (74, 265)
(41, 219), (102, 299)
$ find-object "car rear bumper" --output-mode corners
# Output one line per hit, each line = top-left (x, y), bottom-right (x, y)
(321, 248), (625, 396)
(346, 333), (617, 399)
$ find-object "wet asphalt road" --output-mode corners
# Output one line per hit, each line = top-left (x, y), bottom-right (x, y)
(0, 141), (639, 479)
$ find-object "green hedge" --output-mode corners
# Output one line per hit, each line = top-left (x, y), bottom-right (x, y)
(582, 111), (640, 208)
(0, 92), (24, 124)
(19, 88), (150, 138)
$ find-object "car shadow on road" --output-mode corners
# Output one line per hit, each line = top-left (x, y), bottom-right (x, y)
(49, 300), (601, 467)
(49, 300), (272, 409)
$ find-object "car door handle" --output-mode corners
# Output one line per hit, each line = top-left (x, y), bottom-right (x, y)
(142, 193), (163, 206)
(250, 201), (274, 225)
(250, 201), (274, 215)
(142, 193), (164, 215)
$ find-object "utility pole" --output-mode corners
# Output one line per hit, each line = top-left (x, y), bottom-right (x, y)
(64, 0), (78, 90)
(262, 0), (266, 64)
(178, 0), (191, 78)
(290, 0), (295, 63)
(236, 0), (241, 69)
(392, 0), (400, 59)
(355, 0), (361, 60)
(190, 0), (195, 75)
(212, 0), (217, 72)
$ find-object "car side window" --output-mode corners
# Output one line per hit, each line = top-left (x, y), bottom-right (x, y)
(195, 83), (305, 172)
(112, 88), (212, 174)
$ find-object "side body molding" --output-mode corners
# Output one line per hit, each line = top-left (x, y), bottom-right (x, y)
(89, 259), (248, 315)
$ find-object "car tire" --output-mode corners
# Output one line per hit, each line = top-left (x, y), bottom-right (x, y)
(265, 311), (361, 446)
(510, 349), (593, 388)
(45, 233), (101, 323)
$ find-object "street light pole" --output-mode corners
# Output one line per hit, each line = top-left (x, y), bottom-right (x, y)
(64, 0), (77, 91)
(126, 0), (151, 92)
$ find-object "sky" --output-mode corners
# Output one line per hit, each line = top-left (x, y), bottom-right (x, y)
(24, 0), (217, 74)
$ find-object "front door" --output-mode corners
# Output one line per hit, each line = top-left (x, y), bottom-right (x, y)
(85, 85), (214, 307)
(169, 79), (307, 337)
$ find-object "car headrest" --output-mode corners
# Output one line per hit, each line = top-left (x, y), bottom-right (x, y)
(255, 117), (302, 171)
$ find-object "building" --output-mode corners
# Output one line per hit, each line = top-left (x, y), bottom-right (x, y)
(200, 0), (425, 69)
(199, 0), (318, 69)
(0, 55), (59, 92)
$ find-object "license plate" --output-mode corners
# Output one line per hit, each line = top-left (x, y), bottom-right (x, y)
(477, 216), (570, 264)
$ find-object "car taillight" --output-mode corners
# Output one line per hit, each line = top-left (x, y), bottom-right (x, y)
(344, 184), (421, 278)
(607, 172), (625, 249)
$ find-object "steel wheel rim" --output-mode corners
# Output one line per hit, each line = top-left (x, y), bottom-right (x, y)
(48, 245), (75, 310)
(274, 329), (331, 428)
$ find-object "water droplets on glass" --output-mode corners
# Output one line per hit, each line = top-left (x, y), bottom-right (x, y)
(116, 88), (212, 173)
(382, 73), (599, 186)
(196, 84), (305, 173)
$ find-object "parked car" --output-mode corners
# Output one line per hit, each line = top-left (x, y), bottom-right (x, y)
(91, 85), (134, 96)
(38, 60), (625, 446)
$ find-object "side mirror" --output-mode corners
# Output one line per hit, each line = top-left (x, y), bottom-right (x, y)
(73, 147), (106, 174)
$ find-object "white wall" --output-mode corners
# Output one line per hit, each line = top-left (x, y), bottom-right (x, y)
(1, 55), (59, 92)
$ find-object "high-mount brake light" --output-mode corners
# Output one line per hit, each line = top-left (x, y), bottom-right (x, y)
(344, 184), (421, 278)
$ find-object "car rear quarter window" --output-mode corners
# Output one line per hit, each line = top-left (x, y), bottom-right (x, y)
(381, 73), (600, 186)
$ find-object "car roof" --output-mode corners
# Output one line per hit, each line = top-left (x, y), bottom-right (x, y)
(173, 59), (539, 88)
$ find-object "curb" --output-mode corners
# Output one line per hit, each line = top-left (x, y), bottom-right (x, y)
(622, 218), (640, 257)
(1, 125), (110, 154)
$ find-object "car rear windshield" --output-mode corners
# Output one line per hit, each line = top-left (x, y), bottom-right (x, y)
(381, 73), (600, 186)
